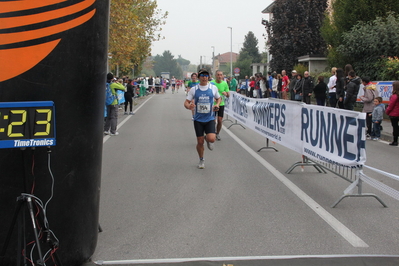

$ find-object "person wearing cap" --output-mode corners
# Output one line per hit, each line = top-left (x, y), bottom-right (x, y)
(289, 70), (298, 100)
(211, 70), (230, 141)
(184, 69), (221, 169)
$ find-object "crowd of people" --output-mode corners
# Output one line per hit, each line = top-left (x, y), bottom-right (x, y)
(232, 66), (399, 146)
(104, 66), (399, 164)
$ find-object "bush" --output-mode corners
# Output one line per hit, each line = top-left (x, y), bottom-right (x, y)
(316, 71), (332, 83)
(379, 56), (399, 80)
(292, 64), (308, 76)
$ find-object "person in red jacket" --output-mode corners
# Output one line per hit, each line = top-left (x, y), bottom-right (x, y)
(386, 81), (399, 146)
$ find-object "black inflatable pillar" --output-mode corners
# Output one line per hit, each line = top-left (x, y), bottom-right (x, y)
(0, 1), (109, 265)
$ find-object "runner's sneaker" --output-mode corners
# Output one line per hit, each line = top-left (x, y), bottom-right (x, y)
(104, 131), (110, 135)
(216, 134), (221, 141)
(198, 159), (205, 169)
(124, 112), (128, 115)
(110, 132), (119, 136)
(206, 138), (214, 151)
(372, 137), (379, 141)
(129, 112), (134, 115)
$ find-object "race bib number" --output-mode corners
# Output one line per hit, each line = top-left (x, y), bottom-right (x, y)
(197, 103), (211, 113)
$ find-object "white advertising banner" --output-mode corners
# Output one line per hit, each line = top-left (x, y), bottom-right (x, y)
(357, 81), (393, 103)
(224, 92), (366, 167)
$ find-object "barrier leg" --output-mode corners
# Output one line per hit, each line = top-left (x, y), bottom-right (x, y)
(332, 178), (388, 208)
(222, 114), (234, 123)
(286, 156), (326, 174)
(227, 119), (246, 129)
(257, 138), (278, 152)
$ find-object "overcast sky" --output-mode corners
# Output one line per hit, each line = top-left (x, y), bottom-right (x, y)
(151, 0), (274, 66)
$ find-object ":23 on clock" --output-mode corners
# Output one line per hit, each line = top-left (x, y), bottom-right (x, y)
(0, 101), (56, 149)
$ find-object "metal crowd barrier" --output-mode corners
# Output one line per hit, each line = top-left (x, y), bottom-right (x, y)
(284, 155), (399, 208)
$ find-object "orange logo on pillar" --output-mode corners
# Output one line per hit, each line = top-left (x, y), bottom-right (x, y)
(0, 0), (96, 82)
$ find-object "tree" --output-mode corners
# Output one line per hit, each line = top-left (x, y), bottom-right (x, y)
(322, 0), (399, 67)
(337, 13), (399, 80)
(153, 50), (183, 78)
(234, 51), (253, 77)
(109, 0), (167, 75)
(240, 31), (262, 63)
(176, 55), (190, 67)
(265, 0), (327, 72)
(234, 31), (262, 77)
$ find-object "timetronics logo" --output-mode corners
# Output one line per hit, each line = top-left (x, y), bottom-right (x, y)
(13, 139), (55, 147)
(0, 0), (96, 82)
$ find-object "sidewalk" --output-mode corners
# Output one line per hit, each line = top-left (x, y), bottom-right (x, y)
(115, 94), (152, 119)
(379, 119), (393, 142)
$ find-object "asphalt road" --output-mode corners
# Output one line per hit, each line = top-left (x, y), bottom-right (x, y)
(92, 90), (399, 263)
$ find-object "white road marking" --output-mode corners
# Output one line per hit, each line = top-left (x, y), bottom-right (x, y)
(223, 125), (369, 248)
(103, 96), (153, 144)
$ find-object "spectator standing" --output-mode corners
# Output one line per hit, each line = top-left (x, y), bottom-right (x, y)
(386, 81), (399, 146)
(104, 73), (121, 136)
(260, 76), (268, 98)
(301, 71), (314, 104)
(249, 76), (255, 98)
(344, 70), (361, 110)
(255, 74), (263, 98)
(359, 77), (378, 138)
(289, 70), (298, 100)
(148, 75), (154, 93)
(240, 75), (249, 96)
(313, 76), (327, 106)
(154, 76), (161, 94)
(268, 72), (273, 97)
(184, 69), (221, 169)
(139, 78), (146, 97)
(124, 79), (134, 115)
(229, 76), (237, 92)
(335, 68), (345, 109)
(276, 74), (282, 98)
(281, 70), (290, 100)
(327, 67), (337, 107)
(344, 64), (354, 88)
(370, 97), (385, 140)
(271, 73), (278, 98)
(293, 74), (303, 101)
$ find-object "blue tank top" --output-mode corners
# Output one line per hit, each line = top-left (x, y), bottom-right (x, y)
(194, 85), (215, 122)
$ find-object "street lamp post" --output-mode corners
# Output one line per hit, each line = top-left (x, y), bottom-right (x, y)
(211, 46), (215, 75)
(227, 27), (232, 77)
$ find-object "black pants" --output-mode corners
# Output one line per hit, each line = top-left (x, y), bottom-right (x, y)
(390, 116), (399, 142)
(336, 99), (344, 109)
(366, 112), (372, 136)
(303, 94), (311, 104)
(329, 93), (337, 107)
(124, 93), (133, 112)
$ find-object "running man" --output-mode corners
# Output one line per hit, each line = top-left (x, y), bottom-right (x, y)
(171, 76), (176, 94)
(184, 69), (221, 169)
(186, 72), (200, 119)
(211, 70), (230, 141)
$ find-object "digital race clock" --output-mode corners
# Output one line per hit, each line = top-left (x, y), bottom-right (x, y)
(0, 101), (56, 149)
